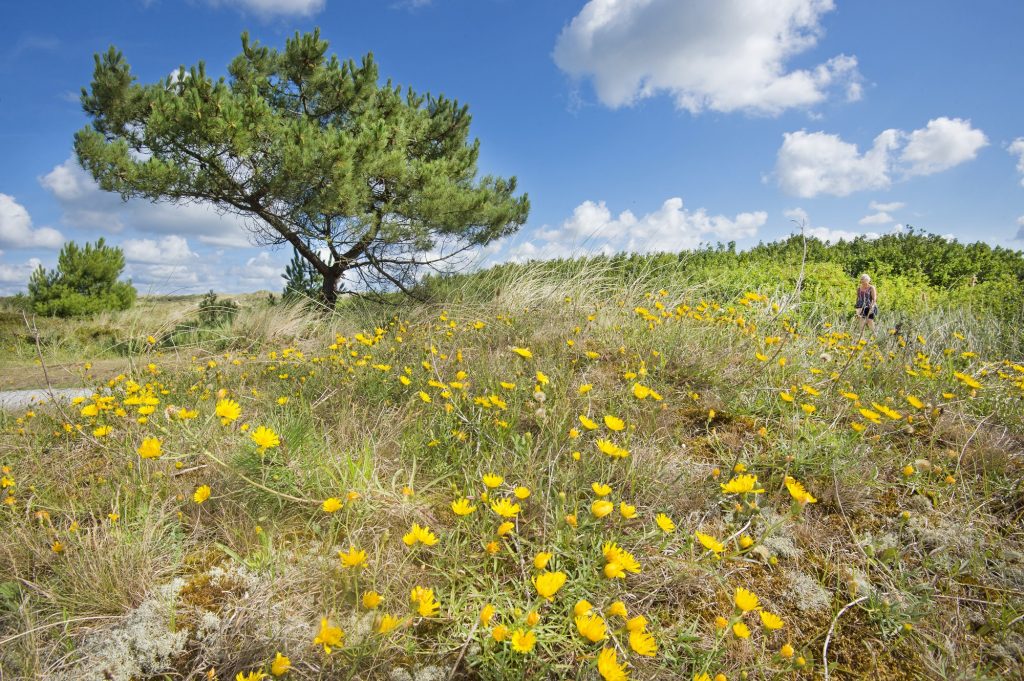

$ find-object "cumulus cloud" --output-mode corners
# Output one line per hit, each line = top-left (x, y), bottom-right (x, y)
(553, 0), (860, 115)
(774, 118), (987, 197)
(0, 257), (43, 295)
(784, 207), (881, 243)
(775, 130), (899, 197)
(494, 197), (767, 263)
(1016, 216), (1024, 241)
(40, 156), (253, 247)
(122, 236), (198, 264)
(0, 194), (64, 249)
(899, 117), (988, 176)
(1009, 138), (1024, 188)
(869, 200), (904, 212)
(858, 212), (893, 225)
(204, 0), (324, 17)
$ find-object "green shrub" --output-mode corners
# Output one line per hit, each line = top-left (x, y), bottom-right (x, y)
(27, 239), (136, 317)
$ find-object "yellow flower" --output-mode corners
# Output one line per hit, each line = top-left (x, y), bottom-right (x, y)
(490, 498), (521, 518)
(739, 535), (754, 549)
(574, 599), (594, 617)
(525, 610), (540, 627)
(497, 521), (515, 536)
(579, 414), (599, 430)
(534, 552), (553, 569)
(193, 485), (211, 504)
(251, 426), (280, 451)
(216, 398), (241, 425)
(603, 415), (625, 431)
(591, 499), (614, 518)
(402, 523), (439, 546)
(592, 482), (612, 496)
(714, 616), (728, 630)
(732, 621), (751, 638)
(906, 395), (924, 409)
(93, 425), (112, 437)
(236, 671), (267, 681)
(565, 513), (577, 527)
(137, 437), (162, 459)
(322, 497), (343, 513)
(512, 347), (533, 359)
(451, 498), (477, 515)
(533, 571), (567, 601)
(410, 587), (440, 617)
(629, 629), (657, 657)
(619, 502), (637, 519)
(595, 439), (629, 459)
(313, 618), (343, 654)
(655, 513), (676, 533)
(576, 611), (608, 642)
(597, 647), (629, 681)
(603, 542), (641, 575)
(800, 403), (816, 415)
(536, 370), (549, 385)
(695, 531), (724, 554)
(780, 643), (795, 658)
(485, 540), (500, 555)
(418, 391), (431, 403)
(903, 464), (915, 477)
(362, 591), (381, 609)
(720, 474), (764, 495)
(491, 624), (509, 642)
(784, 476), (817, 505)
(338, 546), (367, 568)
(482, 473), (503, 488)
(510, 629), (536, 653)
(734, 587), (760, 612)
(759, 610), (784, 630)
(579, 383), (593, 395)
(480, 603), (496, 626)
(514, 486), (531, 500)
(270, 651), (291, 676)
(377, 613), (403, 634)
(606, 601), (628, 619)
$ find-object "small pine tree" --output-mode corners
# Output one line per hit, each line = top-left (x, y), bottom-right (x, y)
(28, 238), (136, 317)
(282, 247), (324, 302)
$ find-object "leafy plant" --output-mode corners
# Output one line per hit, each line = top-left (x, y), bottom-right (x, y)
(27, 238), (136, 317)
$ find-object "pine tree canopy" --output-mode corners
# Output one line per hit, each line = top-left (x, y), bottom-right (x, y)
(74, 29), (530, 306)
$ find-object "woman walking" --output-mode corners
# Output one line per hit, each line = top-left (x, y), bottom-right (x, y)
(855, 274), (878, 335)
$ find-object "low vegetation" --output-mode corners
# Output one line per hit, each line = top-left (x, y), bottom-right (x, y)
(1, 243), (1022, 680)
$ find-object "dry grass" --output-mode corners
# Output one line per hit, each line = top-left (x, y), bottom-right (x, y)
(1, 265), (1022, 680)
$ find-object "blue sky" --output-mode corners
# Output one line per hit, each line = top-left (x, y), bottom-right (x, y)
(2, 0), (1023, 295)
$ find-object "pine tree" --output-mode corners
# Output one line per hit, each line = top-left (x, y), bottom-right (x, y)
(74, 30), (529, 308)
(282, 247), (324, 302)
(28, 238), (136, 317)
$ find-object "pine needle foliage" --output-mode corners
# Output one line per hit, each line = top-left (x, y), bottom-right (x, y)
(74, 29), (530, 307)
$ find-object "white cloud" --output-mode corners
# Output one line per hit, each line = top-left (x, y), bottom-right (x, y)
(493, 197), (766, 263)
(206, 0), (324, 17)
(0, 257), (42, 294)
(122, 236), (198, 264)
(40, 156), (253, 247)
(869, 200), (904, 212)
(858, 212), (893, 225)
(775, 129), (899, 197)
(1016, 215), (1024, 240)
(899, 117), (988, 177)
(1009, 138), (1024, 188)
(553, 0), (861, 115)
(784, 207), (880, 243)
(0, 194), (64, 249)
(775, 118), (987, 197)
(228, 251), (287, 289)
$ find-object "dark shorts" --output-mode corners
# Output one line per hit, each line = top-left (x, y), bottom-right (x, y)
(856, 306), (876, 320)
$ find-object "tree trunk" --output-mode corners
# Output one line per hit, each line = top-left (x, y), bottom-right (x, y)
(322, 271), (338, 309)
